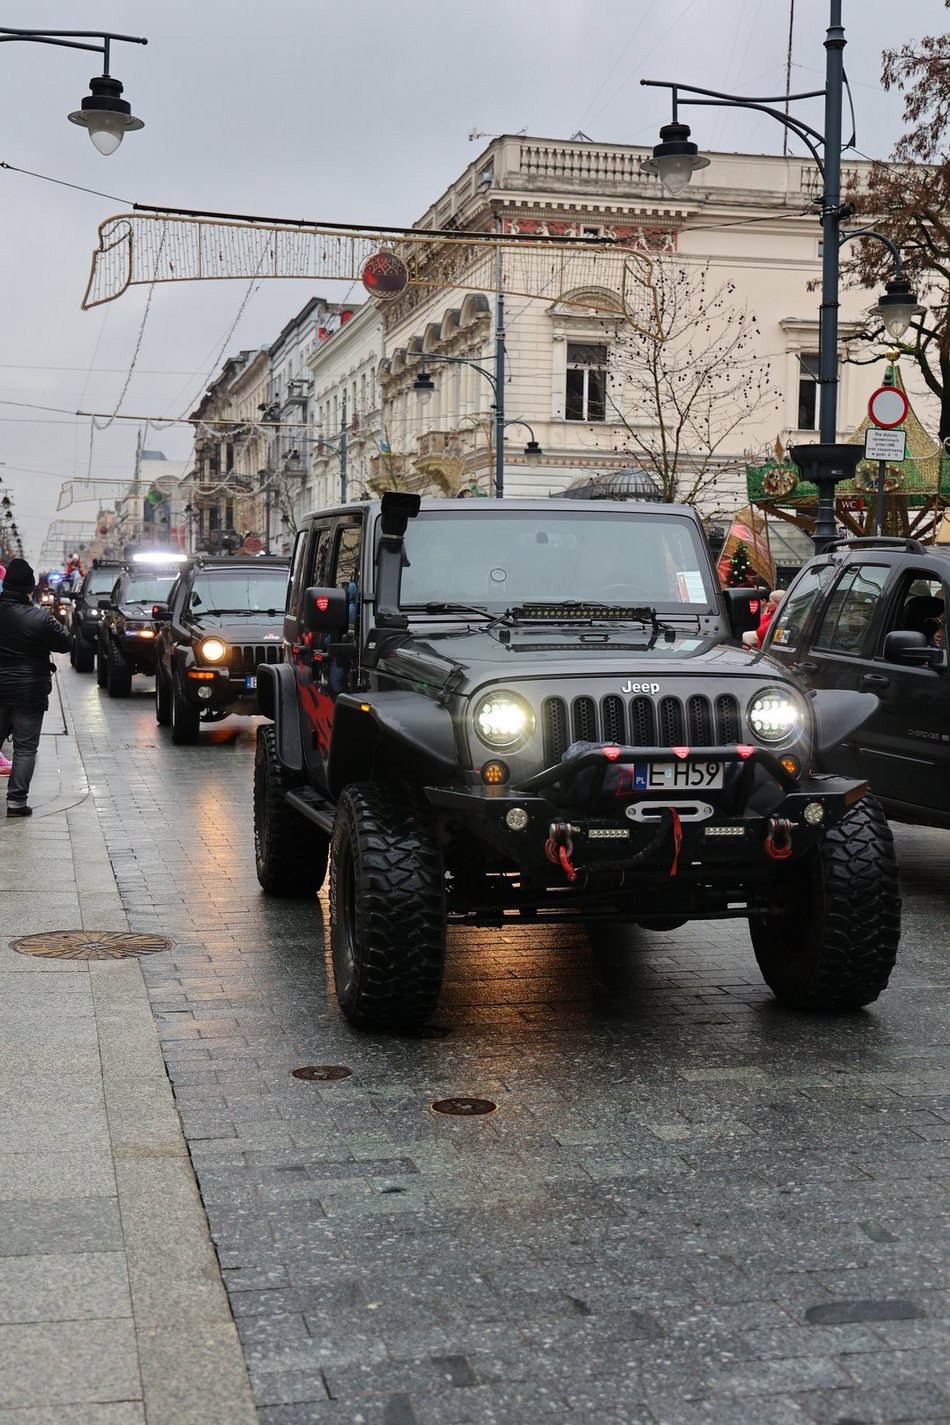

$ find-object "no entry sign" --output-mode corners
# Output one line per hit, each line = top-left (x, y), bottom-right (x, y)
(868, 385), (909, 429)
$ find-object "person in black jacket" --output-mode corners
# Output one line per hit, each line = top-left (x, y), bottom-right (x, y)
(0, 559), (70, 817)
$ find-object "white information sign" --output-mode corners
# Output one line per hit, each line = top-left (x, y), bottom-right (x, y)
(864, 428), (907, 462)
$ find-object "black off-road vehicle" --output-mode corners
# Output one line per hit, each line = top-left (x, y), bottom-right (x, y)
(69, 560), (123, 672)
(152, 555), (289, 744)
(254, 494), (900, 1030)
(97, 563), (180, 698)
(764, 536), (950, 828)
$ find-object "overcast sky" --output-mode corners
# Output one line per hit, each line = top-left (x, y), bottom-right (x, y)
(1, 0), (946, 563)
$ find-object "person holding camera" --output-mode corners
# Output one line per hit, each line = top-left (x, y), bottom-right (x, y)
(0, 559), (70, 817)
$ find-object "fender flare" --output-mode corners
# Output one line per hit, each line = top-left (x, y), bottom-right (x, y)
(811, 689), (879, 759)
(256, 662), (303, 772)
(328, 691), (459, 798)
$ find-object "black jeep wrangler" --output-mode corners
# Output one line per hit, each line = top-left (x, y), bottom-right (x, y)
(97, 562), (180, 697)
(152, 555), (289, 744)
(255, 494), (900, 1030)
(69, 560), (123, 672)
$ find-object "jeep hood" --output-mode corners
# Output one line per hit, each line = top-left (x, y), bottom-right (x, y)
(378, 626), (794, 692)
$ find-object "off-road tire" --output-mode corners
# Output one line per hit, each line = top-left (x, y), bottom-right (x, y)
(749, 794), (900, 1012)
(330, 783), (446, 1030)
(155, 666), (171, 726)
(105, 638), (132, 698)
(96, 639), (108, 687)
(73, 635), (95, 673)
(170, 672), (201, 745)
(253, 725), (329, 896)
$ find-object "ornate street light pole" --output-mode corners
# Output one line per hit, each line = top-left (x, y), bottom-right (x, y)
(641, 1), (924, 548)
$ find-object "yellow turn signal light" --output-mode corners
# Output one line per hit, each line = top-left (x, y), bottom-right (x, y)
(481, 761), (509, 785)
(779, 755), (800, 778)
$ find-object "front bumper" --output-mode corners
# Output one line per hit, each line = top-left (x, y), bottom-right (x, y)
(180, 665), (261, 712)
(425, 742), (868, 913)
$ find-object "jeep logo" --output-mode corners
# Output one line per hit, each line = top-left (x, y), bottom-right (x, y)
(621, 680), (660, 695)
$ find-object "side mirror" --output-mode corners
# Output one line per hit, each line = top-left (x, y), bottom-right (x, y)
(302, 586), (349, 635)
(151, 603), (170, 620)
(97, 595), (114, 609)
(722, 587), (761, 639)
(882, 629), (938, 666)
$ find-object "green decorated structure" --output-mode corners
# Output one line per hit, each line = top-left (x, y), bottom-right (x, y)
(746, 363), (950, 543)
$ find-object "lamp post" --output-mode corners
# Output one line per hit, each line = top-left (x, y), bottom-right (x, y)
(641, 0), (924, 548)
(0, 27), (147, 155)
(412, 354), (509, 496)
(314, 392), (349, 504)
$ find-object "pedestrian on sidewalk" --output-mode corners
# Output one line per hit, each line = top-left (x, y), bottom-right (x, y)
(0, 558), (70, 817)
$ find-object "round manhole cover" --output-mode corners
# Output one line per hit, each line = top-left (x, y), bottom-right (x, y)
(430, 1097), (497, 1117)
(291, 1065), (352, 1082)
(12, 930), (174, 961)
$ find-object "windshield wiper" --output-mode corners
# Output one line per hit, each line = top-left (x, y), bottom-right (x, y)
(417, 602), (496, 621)
(192, 607), (280, 617)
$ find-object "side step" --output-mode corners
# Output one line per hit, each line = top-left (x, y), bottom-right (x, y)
(285, 788), (335, 836)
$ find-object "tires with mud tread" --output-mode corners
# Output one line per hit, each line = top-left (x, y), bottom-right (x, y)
(96, 639), (108, 687)
(330, 783), (446, 1030)
(73, 635), (95, 673)
(749, 794), (900, 1012)
(170, 672), (201, 744)
(155, 666), (171, 726)
(253, 725), (329, 896)
(105, 638), (132, 698)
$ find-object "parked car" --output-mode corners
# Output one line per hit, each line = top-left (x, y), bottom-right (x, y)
(253, 494), (899, 1031)
(764, 535), (950, 828)
(152, 555), (289, 744)
(69, 561), (124, 672)
(97, 563), (181, 697)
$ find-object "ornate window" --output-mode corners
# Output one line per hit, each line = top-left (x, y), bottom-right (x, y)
(566, 342), (607, 422)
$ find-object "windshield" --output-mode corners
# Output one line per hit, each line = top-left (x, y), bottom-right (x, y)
(124, 574), (177, 603)
(85, 570), (119, 597)
(398, 509), (716, 611)
(188, 569), (288, 614)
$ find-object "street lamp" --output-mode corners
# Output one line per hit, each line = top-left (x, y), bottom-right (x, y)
(0, 28), (147, 155)
(641, 0), (925, 547)
(502, 418), (543, 467)
(412, 354), (508, 497)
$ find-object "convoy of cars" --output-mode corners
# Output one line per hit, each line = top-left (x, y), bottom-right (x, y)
(53, 513), (950, 1034)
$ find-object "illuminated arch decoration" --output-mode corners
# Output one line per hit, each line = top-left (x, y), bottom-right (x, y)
(81, 211), (676, 314)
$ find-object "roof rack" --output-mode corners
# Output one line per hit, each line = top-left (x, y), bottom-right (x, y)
(825, 536), (928, 555)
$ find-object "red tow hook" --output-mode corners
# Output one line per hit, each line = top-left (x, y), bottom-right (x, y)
(765, 817), (794, 860)
(545, 821), (577, 882)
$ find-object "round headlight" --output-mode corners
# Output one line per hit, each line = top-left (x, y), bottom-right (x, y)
(473, 691), (535, 750)
(747, 687), (804, 744)
(199, 637), (228, 664)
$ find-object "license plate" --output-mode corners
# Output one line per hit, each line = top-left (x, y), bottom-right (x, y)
(634, 760), (724, 790)
(245, 675), (257, 689)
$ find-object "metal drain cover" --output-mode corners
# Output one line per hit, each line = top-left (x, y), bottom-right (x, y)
(291, 1065), (352, 1081)
(12, 930), (174, 960)
(431, 1097), (497, 1116)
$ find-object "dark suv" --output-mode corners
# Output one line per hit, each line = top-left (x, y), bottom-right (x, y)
(97, 563), (181, 698)
(764, 536), (950, 828)
(253, 495), (901, 1031)
(69, 561), (123, 672)
(153, 555), (289, 744)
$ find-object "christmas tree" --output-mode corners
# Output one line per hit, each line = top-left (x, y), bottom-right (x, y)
(727, 541), (753, 587)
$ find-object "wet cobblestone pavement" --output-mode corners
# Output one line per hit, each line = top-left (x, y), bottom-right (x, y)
(63, 668), (950, 1425)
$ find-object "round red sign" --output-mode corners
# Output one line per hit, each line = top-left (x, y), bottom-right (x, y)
(867, 385), (909, 429)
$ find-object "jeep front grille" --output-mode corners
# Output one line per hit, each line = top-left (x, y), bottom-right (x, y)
(228, 644), (282, 676)
(541, 692), (742, 763)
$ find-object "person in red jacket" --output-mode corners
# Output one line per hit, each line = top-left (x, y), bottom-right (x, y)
(756, 590), (783, 648)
